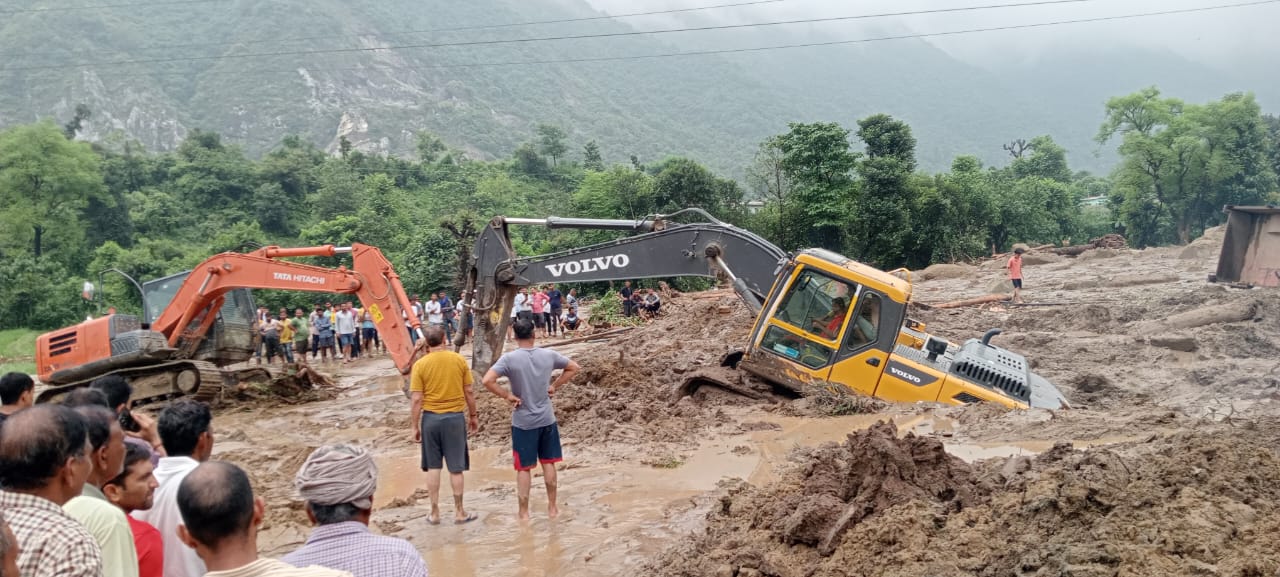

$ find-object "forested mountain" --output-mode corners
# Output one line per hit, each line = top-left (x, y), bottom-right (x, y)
(0, 0), (1272, 174)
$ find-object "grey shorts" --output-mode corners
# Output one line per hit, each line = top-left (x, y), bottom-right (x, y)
(420, 411), (469, 473)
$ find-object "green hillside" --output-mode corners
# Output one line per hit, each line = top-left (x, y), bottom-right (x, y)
(0, 0), (1273, 174)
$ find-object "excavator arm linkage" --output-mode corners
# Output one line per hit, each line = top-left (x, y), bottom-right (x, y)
(461, 209), (787, 375)
(152, 243), (423, 375)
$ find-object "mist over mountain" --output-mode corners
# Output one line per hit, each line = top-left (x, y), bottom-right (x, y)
(0, 0), (1273, 174)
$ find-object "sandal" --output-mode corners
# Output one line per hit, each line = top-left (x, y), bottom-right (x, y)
(454, 512), (479, 525)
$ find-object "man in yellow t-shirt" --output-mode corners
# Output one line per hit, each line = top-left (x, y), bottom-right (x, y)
(278, 311), (296, 364)
(408, 326), (479, 525)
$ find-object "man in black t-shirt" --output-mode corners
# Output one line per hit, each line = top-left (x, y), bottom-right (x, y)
(545, 284), (563, 337)
(0, 372), (35, 428)
(619, 280), (634, 317)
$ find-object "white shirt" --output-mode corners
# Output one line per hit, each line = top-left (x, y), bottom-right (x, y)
(424, 301), (443, 324)
(334, 310), (357, 335)
(514, 293), (529, 313)
(132, 456), (205, 577)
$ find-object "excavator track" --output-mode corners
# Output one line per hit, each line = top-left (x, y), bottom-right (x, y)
(36, 360), (227, 407)
(192, 362), (228, 404)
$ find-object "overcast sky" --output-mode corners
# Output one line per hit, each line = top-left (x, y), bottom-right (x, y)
(579, 0), (1276, 71)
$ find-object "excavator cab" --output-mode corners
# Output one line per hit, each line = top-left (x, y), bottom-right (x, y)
(739, 249), (908, 399)
(740, 249), (1065, 409)
(143, 272), (258, 365)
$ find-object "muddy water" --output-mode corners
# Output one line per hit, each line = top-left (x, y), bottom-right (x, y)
(356, 411), (1085, 577)
(218, 360), (1125, 577)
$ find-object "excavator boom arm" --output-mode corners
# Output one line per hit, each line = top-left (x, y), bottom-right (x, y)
(464, 210), (787, 374)
(151, 243), (422, 375)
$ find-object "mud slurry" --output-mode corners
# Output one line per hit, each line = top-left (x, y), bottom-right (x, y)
(203, 223), (1280, 576)
(649, 422), (1280, 577)
(472, 296), (770, 451)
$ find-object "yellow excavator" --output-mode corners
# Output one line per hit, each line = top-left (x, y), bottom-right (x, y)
(460, 209), (1067, 410)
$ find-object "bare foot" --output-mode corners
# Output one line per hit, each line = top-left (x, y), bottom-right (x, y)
(518, 508), (531, 521)
(548, 504), (560, 519)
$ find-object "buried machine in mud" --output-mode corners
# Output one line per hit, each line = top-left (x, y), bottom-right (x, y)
(461, 208), (1067, 410)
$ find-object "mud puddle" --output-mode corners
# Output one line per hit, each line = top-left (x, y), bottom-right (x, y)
(345, 410), (1129, 576)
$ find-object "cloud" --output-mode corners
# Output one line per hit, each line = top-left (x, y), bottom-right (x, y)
(580, 0), (1278, 70)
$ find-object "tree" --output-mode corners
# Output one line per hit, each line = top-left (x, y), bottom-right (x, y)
(252, 182), (293, 235)
(651, 158), (729, 215)
(771, 122), (859, 250)
(573, 166), (655, 220)
(63, 104), (92, 139)
(1264, 114), (1280, 183)
(853, 114), (918, 268)
(745, 137), (797, 248)
(169, 129), (256, 214)
(338, 136), (353, 160)
(0, 256), (87, 330)
(912, 156), (991, 263)
(1100, 89), (1277, 245)
(439, 211), (480, 289)
(416, 131), (448, 163)
(536, 124), (568, 167)
(0, 121), (106, 261)
(1002, 139), (1030, 159)
(1012, 135), (1072, 183)
(309, 162), (363, 221)
(259, 135), (323, 203)
(582, 141), (604, 171)
(513, 143), (548, 176)
(400, 227), (458, 295)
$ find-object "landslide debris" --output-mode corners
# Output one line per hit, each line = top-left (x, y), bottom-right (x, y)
(472, 293), (766, 446)
(649, 423), (1280, 577)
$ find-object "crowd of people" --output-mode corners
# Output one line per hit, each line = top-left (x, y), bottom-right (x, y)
(617, 280), (662, 319)
(509, 284), (583, 339)
(251, 303), (389, 367)
(248, 280), (670, 366)
(0, 313), (580, 577)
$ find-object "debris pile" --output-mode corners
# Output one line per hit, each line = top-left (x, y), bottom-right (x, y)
(649, 424), (1280, 577)
(473, 293), (763, 446)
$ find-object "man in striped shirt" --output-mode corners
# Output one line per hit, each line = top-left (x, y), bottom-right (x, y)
(0, 405), (104, 577)
(283, 445), (428, 577)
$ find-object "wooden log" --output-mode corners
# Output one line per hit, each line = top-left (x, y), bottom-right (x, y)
(1132, 300), (1258, 334)
(542, 327), (635, 348)
(685, 289), (735, 300)
(1050, 244), (1094, 257)
(922, 294), (1011, 310)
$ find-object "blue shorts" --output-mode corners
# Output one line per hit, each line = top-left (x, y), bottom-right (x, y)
(318, 335), (335, 348)
(339, 333), (354, 347)
(512, 423), (562, 471)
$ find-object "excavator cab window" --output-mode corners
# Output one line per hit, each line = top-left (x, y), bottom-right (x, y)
(758, 270), (855, 369)
(771, 270), (853, 335)
(845, 293), (881, 349)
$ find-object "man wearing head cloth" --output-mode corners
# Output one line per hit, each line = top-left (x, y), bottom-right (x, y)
(282, 445), (428, 577)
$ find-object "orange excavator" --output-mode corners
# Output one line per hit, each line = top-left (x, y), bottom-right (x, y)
(35, 243), (422, 405)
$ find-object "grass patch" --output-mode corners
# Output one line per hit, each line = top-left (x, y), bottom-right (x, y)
(0, 329), (40, 376)
(0, 361), (37, 375)
(644, 454), (685, 469)
(0, 329), (38, 359)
